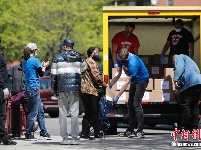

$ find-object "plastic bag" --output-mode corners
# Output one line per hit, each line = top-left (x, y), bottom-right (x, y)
(11, 91), (25, 105)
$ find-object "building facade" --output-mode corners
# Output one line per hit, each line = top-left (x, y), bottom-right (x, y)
(113, 0), (201, 6)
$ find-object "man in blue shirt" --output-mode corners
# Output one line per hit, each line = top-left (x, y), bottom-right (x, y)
(172, 54), (201, 132)
(109, 48), (149, 138)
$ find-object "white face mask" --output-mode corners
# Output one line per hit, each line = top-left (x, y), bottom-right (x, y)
(175, 28), (181, 32)
(33, 51), (37, 57)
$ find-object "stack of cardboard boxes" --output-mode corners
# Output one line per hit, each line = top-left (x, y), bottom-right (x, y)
(110, 54), (176, 103)
(111, 68), (129, 104)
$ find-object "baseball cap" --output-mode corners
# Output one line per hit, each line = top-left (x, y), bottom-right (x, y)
(59, 38), (74, 47)
(26, 43), (40, 50)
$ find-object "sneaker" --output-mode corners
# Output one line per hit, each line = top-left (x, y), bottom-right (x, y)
(118, 128), (134, 137)
(60, 137), (68, 145)
(69, 137), (81, 145)
(25, 133), (37, 141)
(11, 134), (21, 139)
(2, 138), (17, 145)
(128, 131), (137, 138)
(81, 135), (90, 139)
(94, 134), (103, 139)
(40, 132), (52, 140)
(136, 129), (145, 138)
(1, 137), (17, 145)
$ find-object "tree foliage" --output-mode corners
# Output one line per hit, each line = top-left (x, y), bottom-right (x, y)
(0, 0), (112, 63)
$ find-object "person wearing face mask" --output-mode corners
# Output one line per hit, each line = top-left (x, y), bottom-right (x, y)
(22, 43), (51, 141)
(81, 47), (107, 139)
(160, 19), (194, 67)
(111, 22), (140, 68)
(108, 48), (149, 138)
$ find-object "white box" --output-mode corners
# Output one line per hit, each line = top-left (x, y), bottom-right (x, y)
(162, 93), (171, 101)
(142, 91), (150, 101)
(112, 79), (130, 91)
(142, 91), (154, 102)
(112, 68), (127, 78)
(118, 92), (127, 101)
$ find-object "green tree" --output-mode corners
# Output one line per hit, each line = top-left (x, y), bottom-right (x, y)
(0, 0), (112, 64)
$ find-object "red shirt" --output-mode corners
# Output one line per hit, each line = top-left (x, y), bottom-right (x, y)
(111, 31), (140, 53)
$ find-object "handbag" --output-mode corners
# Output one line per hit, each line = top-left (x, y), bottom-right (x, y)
(11, 91), (25, 105)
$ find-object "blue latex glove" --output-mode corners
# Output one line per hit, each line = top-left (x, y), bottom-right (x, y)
(160, 55), (164, 64)
(114, 62), (118, 68)
(113, 96), (119, 103)
(108, 84), (112, 89)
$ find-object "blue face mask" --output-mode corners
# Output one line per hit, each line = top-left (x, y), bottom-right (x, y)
(175, 28), (181, 32)
(92, 54), (101, 61)
(125, 31), (131, 36)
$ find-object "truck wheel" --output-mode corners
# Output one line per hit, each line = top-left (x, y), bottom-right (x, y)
(48, 112), (59, 118)
(106, 122), (117, 135)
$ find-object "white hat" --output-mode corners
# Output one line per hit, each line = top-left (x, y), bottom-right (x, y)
(26, 43), (40, 50)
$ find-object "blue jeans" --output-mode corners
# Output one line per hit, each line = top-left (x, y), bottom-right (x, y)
(25, 87), (47, 135)
(128, 81), (148, 131)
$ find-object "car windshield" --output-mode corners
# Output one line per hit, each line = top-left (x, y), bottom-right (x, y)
(40, 79), (51, 90)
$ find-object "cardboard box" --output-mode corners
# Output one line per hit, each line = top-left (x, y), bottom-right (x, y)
(154, 54), (169, 65)
(112, 78), (130, 91)
(114, 91), (129, 102)
(146, 78), (153, 90)
(112, 68), (127, 79)
(164, 68), (174, 79)
(154, 90), (175, 102)
(142, 90), (154, 102)
(154, 78), (174, 90)
(139, 55), (154, 65)
(146, 65), (164, 79)
(106, 88), (115, 100)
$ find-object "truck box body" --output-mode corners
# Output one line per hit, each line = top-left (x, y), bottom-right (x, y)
(102, 6), (201, 134)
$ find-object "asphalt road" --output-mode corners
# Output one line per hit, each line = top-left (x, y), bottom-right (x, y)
(30, 114), (200, 150)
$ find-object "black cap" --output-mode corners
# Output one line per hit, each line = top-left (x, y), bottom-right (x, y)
(175, 19), (184, 25)
(60, 38), (74, 48)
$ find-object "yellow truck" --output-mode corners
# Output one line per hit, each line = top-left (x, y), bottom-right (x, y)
(102, 6), (201, 134)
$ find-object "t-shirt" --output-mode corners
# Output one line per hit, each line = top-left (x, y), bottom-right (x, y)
(117, 53), (149, 84)
(22, 56), (41, 88)
(167, 28), (194, 56)
(112, 31), (140, 53)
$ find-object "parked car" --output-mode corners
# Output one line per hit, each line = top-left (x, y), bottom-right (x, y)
(40, 76), (59, 118)
(39, 76), (85, 117)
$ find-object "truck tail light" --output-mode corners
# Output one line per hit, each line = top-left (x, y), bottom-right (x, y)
(104, 75), (108, 84)
(148, 10), (160, 15)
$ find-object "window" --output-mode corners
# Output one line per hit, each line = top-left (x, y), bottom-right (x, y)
(115, 0), (150, 6)
(167, 0), (173, 6)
